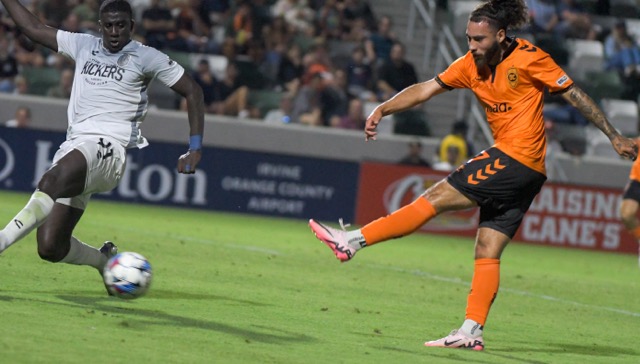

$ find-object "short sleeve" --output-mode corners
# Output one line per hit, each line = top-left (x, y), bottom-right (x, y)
(436, 55), (472, 89)
(527, 53), (573, 93)
(56, 30), (95, 61)
(142, 48), (185, 87)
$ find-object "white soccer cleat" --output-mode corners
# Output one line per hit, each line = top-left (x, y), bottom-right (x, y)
(424, 329), (485, 351)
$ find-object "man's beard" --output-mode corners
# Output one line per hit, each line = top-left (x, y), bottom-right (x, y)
(473, 41), (500, 67)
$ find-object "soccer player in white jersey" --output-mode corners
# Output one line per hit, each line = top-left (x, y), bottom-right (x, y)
(0, 0), (205, 293)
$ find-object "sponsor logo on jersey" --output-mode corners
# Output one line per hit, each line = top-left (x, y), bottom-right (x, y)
(556, 74), (569, 86)
(507, 67), (518, 88)
(80, 60), (126, 81)
(482, 102), (512, 113)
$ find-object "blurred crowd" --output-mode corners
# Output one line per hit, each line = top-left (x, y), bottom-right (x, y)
(0, 0), (430, 135)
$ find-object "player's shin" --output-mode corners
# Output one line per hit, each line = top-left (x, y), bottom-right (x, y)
(0, 191), (54, 253)
(60, 236), (107, 270)
(464, 258), (500, 332)
(361, 197), (436, 245)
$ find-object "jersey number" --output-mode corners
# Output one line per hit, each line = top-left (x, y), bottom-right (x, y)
(97, 138), (114, 160)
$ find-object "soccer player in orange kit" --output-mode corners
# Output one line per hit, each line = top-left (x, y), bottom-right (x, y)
(309, 0), (638, 350)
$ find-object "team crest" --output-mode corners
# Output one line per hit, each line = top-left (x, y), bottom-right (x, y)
(507, 67), (518, 88)
(117, 54), (131, 67)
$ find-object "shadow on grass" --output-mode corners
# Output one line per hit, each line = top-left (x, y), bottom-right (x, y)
(0, 292), (314, 345)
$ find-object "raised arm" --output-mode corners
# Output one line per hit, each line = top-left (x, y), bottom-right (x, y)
(365, 78), (447, 141)
(0, 0), (58, 51)
(561, 85), (638, 160)
(170, 72), (205, 174)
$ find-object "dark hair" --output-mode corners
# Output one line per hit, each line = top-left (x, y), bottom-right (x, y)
(469, 0), (529, 31)
(99, 0), (133, 18)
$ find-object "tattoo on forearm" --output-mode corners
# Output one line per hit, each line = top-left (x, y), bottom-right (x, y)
(567, 88), (617, 138)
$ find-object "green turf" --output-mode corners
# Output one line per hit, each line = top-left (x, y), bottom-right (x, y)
(0, 189), (638, 363)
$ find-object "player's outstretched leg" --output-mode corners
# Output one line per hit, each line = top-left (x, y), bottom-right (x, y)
(308, 219), (364, 262)
(424, 329), (485, 351)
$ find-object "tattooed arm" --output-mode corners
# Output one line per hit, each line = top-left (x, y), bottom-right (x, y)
(560, 85), (638, 160)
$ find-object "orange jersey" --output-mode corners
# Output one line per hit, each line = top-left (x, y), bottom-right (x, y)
(629, 139), (640, 181)
(436, 38), (573, 175)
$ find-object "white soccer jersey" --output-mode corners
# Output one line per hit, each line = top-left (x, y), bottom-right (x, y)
(56, 30), (185, 149)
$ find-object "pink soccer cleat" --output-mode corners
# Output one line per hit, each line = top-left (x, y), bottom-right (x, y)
(309, 219), (356, 262)
(424, 330), (485, 351)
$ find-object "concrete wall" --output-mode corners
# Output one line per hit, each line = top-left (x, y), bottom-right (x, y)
(0, 93), (632, 189)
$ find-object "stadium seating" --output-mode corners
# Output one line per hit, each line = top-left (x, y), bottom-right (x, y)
(600, 98), (639, 136)
(248, 90), (285, 117)
(578, 70), (624, 103)
(449, 0), (482, 37)
(21, 67), (60, 96)
(566, 39), (604, 80)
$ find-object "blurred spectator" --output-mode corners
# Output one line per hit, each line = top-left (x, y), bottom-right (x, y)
(345, 45), (375, 101)
(364, 15), (395, 67)
(376, 42), (418, 101)
(12, 74), (29, 95)
(272, 0), (315, 35)
(4, 105), (31, 128)
(232, 0), (254, 49)
(433, 145), (462, 171)
(235, 39), (273, 89)
(71, 0), (100, 33)
(175, 0), (220, 54)
(38, 0), (72, 28)
(141, 0), (180, 50)
(46, 68), (74, 99)
(0, 34), (18, 93)
(276, 43), (304, 90)
(209, 62), (253, 117)
(264, 93), (294, 124)
(603, 34), (640, 100)
(342, 0), (377, 34)
(291, 71), (324, 125)
(526, 0), (559, 36)
(330, 97), (365, 129)
(605, 20), (634, 59)
(398, 140), (431, 167)
(13, 34), (45, 67)
(316, 0), (343, 40)
(206, 0), (231, 25)
(320, 68), (349, 124)
(342, 16), (369, 43)
(301, 40), (333, 85)
(556, 0), (597, 40)
(437, 120), (473, 168)
(190, 58), (218, 110)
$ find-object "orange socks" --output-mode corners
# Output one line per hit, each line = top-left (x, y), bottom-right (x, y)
(465, 258), (500, 326)
(361, 197), (436, 246)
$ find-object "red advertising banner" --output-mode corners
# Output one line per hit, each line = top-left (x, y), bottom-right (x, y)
(355, 162), (637, 254)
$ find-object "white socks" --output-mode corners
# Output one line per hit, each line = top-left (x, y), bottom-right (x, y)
(346, 229), (367, 251)
(460, 319), (484, 338)
(60, 236), (107, 270)
(0, 191), (54, 253)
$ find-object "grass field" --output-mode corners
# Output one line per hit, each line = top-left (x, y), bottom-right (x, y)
(0, 189), (639, 363)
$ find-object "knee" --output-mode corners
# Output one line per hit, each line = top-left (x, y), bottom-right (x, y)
(37, 236), (65, 262)
(619, 206), (637, 228)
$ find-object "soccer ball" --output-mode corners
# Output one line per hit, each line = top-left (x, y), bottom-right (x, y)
(103, 252), (152, 299)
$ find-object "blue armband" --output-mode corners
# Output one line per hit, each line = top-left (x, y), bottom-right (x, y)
(189, 135), (202, 151)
